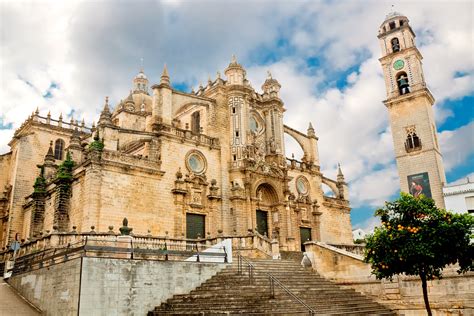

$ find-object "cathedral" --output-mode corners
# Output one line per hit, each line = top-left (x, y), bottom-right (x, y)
(0, 57), (352, 251)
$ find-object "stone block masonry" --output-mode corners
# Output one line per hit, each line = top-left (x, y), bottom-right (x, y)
(8, 257), (81, 316)
(7, 257), (227, 316)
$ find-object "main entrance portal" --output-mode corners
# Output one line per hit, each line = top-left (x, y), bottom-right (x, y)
(186, 213), (205, 239)
(300, 227), (311, 251)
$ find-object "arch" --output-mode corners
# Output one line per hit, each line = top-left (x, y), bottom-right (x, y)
(120, 137), (151, 154)
(391, 37), (400, 53)
(255, 183), (279, 206)
(396, 71), (410, 95)
(283, 125), (315, 163)
(405, 129), (421, 152)
(191, 111), (201, 134)
(284, 133), (304, 160)
(54, 139), (65, 160)
(174, 101), (209, 117)
(321, 177), (339, 198)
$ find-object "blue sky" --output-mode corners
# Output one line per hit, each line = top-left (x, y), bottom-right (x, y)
(0, 0), (472, 232)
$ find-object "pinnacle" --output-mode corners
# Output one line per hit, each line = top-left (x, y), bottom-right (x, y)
(337, 163), (345, 179)
(160, 64), (171, 86)
(102, 96), (110, 112)
(161, 64), (169, 78)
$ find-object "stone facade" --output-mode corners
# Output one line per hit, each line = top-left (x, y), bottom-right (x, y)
(378, 12), (447, 208)
(0, 59), (352, 251)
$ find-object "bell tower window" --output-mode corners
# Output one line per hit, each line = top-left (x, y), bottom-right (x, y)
(389, 21), (396, 30)
(396, 72), (410, 95)
(391, 37), (400, 53)
(54, 139), (65, 160)
(405, 127), (422, 152)
(191, 111), (201, 134)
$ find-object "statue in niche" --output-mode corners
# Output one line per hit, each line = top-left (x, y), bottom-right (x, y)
(268, 137), (277, 154)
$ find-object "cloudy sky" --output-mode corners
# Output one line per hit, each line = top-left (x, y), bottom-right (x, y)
(1, 0), (472, 231)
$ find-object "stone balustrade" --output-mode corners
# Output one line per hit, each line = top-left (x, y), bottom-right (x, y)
(327, 243), (366, 256)
(0, 229), (278, 263)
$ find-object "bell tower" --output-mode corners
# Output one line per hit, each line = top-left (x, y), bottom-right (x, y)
(378, 11), (446, 208)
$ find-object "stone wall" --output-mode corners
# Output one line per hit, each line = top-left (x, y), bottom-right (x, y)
(79, 258), (225, 316)
(7, 257), (227, 316)
(8, 257), (81, 316)
(305, 242), (474, 315)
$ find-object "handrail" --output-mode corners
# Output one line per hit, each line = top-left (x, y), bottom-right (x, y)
(237, 254), (315, 315)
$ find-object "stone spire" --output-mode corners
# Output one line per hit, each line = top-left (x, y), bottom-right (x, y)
(307, 122), (316, 138)
(68, 127), (83, 163)
(69, 127), (81, 149)
(45, 141), (55, 164)
(160, 64), (171, 87)
(43, 141), (57, 178)
(98, 96), (113, 126)
(337, 163), (345, 182)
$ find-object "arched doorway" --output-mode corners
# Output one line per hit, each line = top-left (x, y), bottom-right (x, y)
(255, 183), (279, 237)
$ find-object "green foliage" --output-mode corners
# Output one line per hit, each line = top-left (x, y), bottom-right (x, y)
(89, 130), (104, 152)
(364, 193), (473, 281)
(88, 139), (104, 152)
(33, 175), (46, 193)
(56, 151), (75, 182)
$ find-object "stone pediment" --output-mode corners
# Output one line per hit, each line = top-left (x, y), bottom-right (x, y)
(246, 161), (285, 179)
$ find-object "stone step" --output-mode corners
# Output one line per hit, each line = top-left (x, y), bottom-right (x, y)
(150, 257), (394, 315)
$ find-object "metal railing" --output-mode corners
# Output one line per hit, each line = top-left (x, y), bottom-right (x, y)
(8, 237), (228, 276)
(237, 254), (315, 315)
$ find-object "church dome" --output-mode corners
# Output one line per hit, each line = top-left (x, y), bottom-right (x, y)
(379, 11), (409, 35)
(385, 10), (405, 21)
(134, 70), (148, 80)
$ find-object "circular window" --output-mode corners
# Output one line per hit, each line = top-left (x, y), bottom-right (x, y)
(186, 151), (206, 174)
(296, 176), (309, 195)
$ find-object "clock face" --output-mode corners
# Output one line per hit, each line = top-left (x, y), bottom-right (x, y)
(393, 59), (405, 70)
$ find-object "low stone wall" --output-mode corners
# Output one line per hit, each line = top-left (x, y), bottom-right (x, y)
(80, 257), (226, 315)
(7, 257), (227, 316)
(8, 258), (81, 315)
(305, 241), (474, 315)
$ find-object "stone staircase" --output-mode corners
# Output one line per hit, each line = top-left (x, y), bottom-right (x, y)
(150, 257), (395, 315)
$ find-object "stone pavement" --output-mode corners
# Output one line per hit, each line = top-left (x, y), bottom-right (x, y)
(0, 280), (40, 315)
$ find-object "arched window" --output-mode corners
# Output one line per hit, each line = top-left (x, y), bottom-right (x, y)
(396, 72), (410, 95)
(391, 37), (400, 52)
(54, 139), (65, 160)
(191, 111), (201, 134)
(405, 130), (421, 152)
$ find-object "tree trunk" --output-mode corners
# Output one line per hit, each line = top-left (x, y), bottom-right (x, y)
(420, 272), (432, 316)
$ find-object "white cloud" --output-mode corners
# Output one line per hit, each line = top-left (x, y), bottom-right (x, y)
(448, 172), (474, 186)
(353, 216), (382, 235)
(0, 0), (472, 225)
(439, 122), (474, 172)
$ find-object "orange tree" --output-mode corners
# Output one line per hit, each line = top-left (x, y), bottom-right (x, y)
(364, 193), (473, 315)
